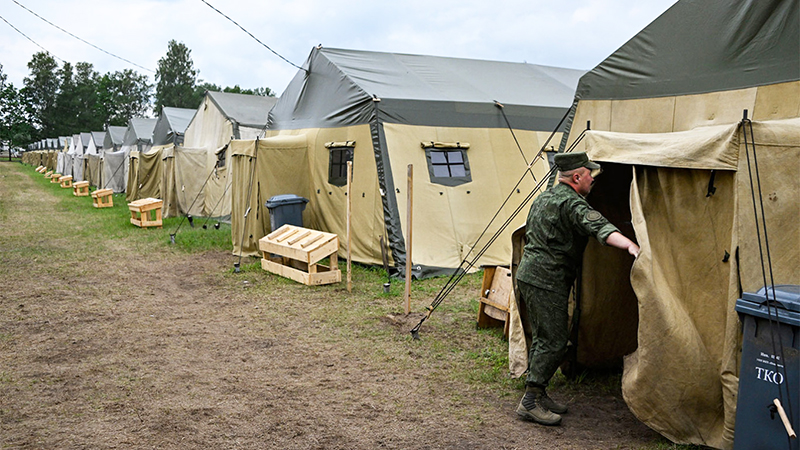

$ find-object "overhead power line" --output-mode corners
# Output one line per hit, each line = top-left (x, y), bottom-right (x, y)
(199, 0), (305, 72)
(0, 13), (63, 62)
(9, 0), (155, 73)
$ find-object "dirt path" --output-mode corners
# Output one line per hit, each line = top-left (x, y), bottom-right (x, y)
(0, 162), (665, 449)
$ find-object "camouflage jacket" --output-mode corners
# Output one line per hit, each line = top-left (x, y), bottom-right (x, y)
(516, 183), (619, 295)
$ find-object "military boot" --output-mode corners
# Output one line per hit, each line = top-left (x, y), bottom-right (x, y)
(538, 389), (568, 414)
(515, 387), (562, 426)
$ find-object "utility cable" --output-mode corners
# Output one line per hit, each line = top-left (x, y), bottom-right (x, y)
(9, 0), (154, 73)
(741, 116), (793, 446)
(199, 0), (305, 72)
(0, 13), (63, 62)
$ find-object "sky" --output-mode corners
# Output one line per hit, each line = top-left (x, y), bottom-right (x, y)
(1, 0), (679, 99)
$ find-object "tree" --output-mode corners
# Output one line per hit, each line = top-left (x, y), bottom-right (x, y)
(0, 64), (35, 150)
(73, 62), (103, 131)
(155, 40), (198, 113)
(223, 85), (275, 97)
(22, 52), (59, 138)
(53, 62), (79, 135)
(97, 69), (152, 126)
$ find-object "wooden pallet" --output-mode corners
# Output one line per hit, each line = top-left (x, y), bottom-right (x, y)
(49, 173), (62, 183)
(477, 266), (513, 338)
(128, 198), (163, 228)
(258, 225), (341, 286)
(92, 188), (114, 208)
(73, 181), (89, 196)
(59, 175), (73, 188)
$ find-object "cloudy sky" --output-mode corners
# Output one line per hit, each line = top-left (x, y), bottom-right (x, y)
(1, 0), (678, 97)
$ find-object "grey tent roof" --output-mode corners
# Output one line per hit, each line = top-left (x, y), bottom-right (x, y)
(80, 132), (92, 148)
(152, 106), (195, 145)
(104, 126), (127, 149)
(122, 118), (157, 146)
(573, 0), (799, 102)
(59, 136), (70, 148)
(90, 131), (105, 149)
(269, 47), (585, 131)
(205, 91), (278, 129)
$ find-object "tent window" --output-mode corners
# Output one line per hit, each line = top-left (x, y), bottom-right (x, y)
(423, 143), (471, 186)
(328, 147), (354, 186)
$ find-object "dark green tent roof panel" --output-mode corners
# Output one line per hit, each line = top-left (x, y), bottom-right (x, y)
(577, 0), (800, 101)
(269, 47), (585, 131)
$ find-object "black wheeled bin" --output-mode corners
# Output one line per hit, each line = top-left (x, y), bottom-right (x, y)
(265, 194), (309, 231)
(733, 284), (799, 450)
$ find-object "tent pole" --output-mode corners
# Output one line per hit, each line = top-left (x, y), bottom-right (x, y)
(404, 164), (413, 315)
(346, 161), (353, 293)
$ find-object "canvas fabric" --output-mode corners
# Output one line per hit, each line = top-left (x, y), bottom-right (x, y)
(160, 145), (208, 218)
(85, 154), (103, 188)
(507, 118), (799, 449)
(230, 135), (310, 256)
(102, 148), (129, 193)
(126, 146), (165, 202)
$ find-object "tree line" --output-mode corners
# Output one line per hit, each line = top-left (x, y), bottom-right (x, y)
(0, 40), (274, 150)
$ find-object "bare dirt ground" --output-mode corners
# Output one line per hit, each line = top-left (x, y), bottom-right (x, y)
(0, 162), (666, 449)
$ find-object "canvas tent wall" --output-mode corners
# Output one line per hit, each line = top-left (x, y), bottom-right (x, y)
(514, 1), (800, 448)
(183, 91), (278, 219)
(121, 118), (157, 199)
(243, 46), (583, 276)
(152, 106), (195, 146)
(85, 131), (105, 188)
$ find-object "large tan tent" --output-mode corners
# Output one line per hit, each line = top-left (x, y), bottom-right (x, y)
(509, 1), (800, 448)
(183, 91), (278, 219)
(233, 47), (584, 277)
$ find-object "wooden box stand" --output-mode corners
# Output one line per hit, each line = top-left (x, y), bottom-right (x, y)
(73, 181), (89, 196)
(128, 198), (162, 228)
(35, 166), (45, 173)
(92, 188), (114, 208)
(44, 170), (53, 179)
(258, 224), (341, 286)
(59, 175), (73, 188)
(49, 173), (62, 183)
(477, 266), (513, 338)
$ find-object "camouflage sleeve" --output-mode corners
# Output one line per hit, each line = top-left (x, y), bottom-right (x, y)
(567, 198), (620, 245)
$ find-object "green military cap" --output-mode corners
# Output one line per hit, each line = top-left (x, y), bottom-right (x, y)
(554, 152), (601, 172)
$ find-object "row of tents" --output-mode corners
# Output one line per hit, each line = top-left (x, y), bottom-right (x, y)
(20, 0), (799, 448)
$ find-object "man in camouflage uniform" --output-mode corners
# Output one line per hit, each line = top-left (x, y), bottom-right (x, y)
(515, 152), (640, 426)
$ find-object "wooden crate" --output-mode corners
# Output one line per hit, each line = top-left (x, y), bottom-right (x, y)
(49, 173), (62, 183)
(258, 225), (341, 286)
(35, 166), (45, 173)
(477, 266), (513, 337)
(91, 188), (114, 208)
(44, 170), (53, 179)
(128, 198), (163, 228)
(73, 181), (89, 196)
(59, 175), (73, 188)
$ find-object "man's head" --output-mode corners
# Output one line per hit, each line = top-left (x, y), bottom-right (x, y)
(555, 152), (601, 196)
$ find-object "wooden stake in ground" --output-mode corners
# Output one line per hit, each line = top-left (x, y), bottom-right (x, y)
(346, 161), (353, 293)
(404, 164), (413, 315)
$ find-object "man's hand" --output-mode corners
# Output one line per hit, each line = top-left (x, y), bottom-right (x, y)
(606, 232), (639, 258)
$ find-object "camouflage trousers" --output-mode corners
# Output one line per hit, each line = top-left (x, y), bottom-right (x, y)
(518, 280), (570, 388)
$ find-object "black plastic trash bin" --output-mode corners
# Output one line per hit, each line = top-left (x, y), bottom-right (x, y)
(265, 194), (308, 231)
(733, 284), (799, 450)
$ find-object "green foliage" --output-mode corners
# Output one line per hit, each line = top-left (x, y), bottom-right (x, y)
(155, 40), (199, 112)
(22, 52), (60, 137)
(0, 64), (35, 148)
(97, 69), (152, 126)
